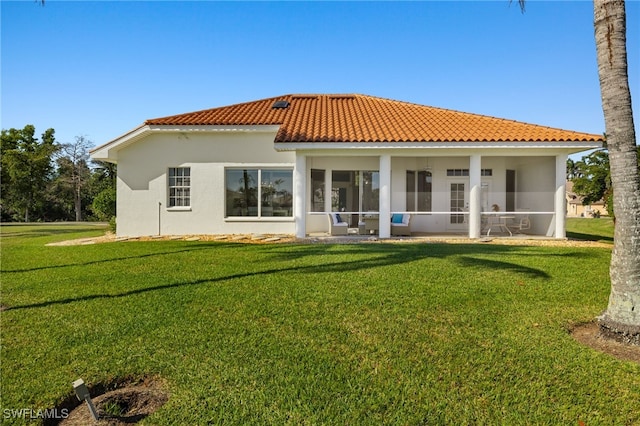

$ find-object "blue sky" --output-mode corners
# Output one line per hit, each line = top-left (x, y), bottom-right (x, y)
(2, 1), (638, 153)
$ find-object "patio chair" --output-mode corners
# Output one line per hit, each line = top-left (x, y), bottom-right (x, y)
(328, 213), (348, 236)
(391, 213), (411, 236)
(508, 211), (531, 234)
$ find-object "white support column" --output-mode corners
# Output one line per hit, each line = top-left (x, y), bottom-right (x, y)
(379, 154), (391, 238)
(294, 154), (306, 239)
(554, 154), (567, 239)
(468, 154), (482, 239)
(325, 168), (332, 213)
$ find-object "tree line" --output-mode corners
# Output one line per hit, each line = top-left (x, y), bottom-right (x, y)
(567, 144), (640, 219)
(1, 125), (116, 222)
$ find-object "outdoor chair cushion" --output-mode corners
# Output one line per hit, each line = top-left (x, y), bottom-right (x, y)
(328, 213), (348, 236)
(391, 213), (410, 225)
(331, 213), (346, 225)
(391, 214), (411, 236)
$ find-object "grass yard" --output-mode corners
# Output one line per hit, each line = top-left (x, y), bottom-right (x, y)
(1, 222), (638, 424)
(566, 217), (614, 244)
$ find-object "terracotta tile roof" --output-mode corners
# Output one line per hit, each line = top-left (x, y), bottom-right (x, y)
(145, 94), (602, 143)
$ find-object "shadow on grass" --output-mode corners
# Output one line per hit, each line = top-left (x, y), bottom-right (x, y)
(2, 243), (239, 273)
(3, 242), (566, 312)
(567, 231), (614, 243)
(2, 260), (380, 311)
(456, 256), (550, 279)
(260, 241), (598, 262)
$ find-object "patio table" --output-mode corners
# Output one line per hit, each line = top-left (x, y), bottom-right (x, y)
(485, 215), (514, 236)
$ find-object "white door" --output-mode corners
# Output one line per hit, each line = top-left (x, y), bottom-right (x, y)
(448, 180), (468, 230)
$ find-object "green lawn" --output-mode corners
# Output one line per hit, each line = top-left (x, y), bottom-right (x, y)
(1, 224), (638, 424)
(567, 217), (614, 244)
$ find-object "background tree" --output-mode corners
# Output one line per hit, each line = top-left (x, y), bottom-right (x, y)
(565, 158), (580, 180)
(571, 149), (612, 214)
(593, 0), (640, 343)
(47, 155), (92, 220)
(1, 125), (118, 222)
(0, 129), (19, 221)
(55, 136), (92, 221)
(89, 160), (117, 221)
(46, 156), (76, 220)
(0, 125), (58, 221)
(569, 146), (640, 219)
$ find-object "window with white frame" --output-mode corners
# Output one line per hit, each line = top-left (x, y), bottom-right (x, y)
(225, 168), (293, 217)
(446, 169), (493, 177)
(168, 167), (191, 207)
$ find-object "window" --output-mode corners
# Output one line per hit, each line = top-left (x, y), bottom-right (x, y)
(331, 170), (379, 212)
(226, 169), (258, 216)
(406, 170), (432, 212)
(311, 169), (325, 212)
(447, 168), (469, 177)
(446, 169), (492, 176)
(168, 167), (190, 207)
(225, 168), (293, 217)
(361, 171), (379, 212)
(406, 171), (415, 211)
(261, 170), (293, 216)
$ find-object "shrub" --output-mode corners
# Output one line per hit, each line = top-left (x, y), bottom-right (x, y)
(91, 187), (116, 221)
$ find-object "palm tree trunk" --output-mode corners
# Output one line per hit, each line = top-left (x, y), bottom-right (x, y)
(594, 0), (640, 344)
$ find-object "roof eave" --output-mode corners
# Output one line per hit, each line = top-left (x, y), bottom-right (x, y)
(89, 124), (150, 163)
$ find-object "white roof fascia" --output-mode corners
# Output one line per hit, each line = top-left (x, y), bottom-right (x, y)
(275, 140), (602, 154)
(147, 124), (281, 133)
(90, 124), (281, 163)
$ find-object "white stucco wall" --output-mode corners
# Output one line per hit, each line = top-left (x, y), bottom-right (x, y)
(115, 131), (295, 237)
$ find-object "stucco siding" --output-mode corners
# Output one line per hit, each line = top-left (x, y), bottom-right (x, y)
(115, 132), (295, 237)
